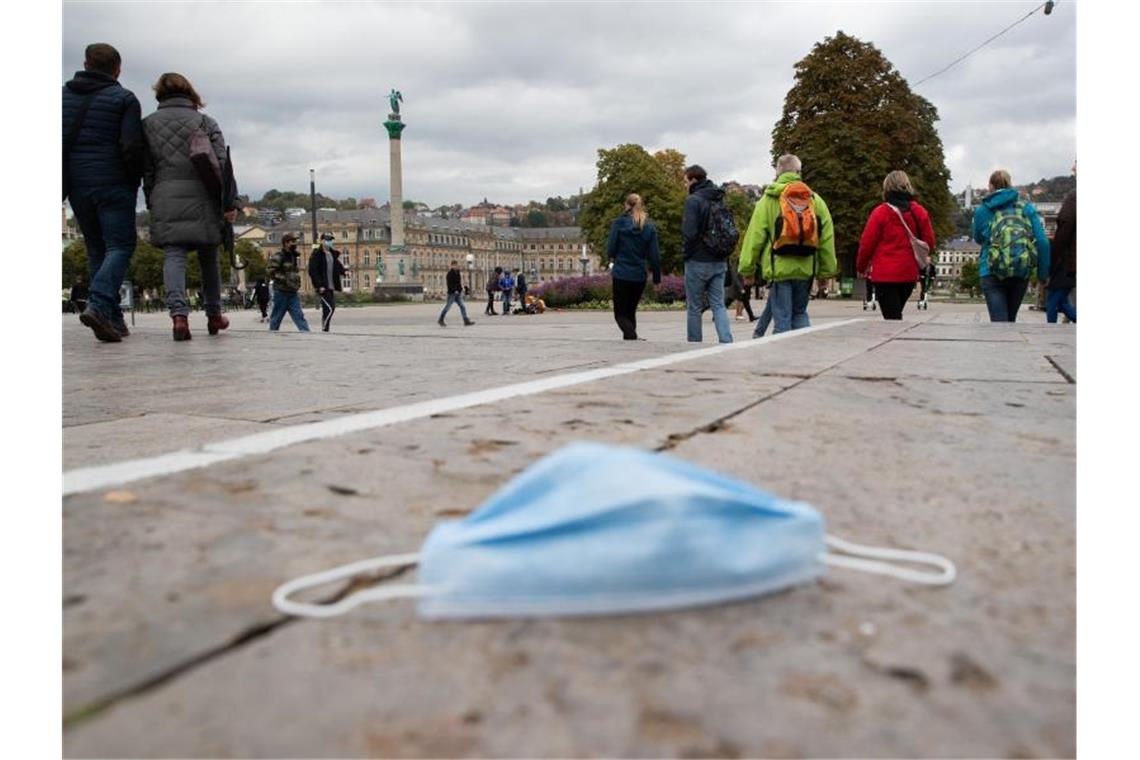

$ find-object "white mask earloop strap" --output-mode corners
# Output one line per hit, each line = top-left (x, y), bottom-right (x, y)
(821, 534), (957, 586)
(272, 552), (437, 618)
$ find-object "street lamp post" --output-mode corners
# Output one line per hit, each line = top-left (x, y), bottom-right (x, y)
(465, 253), (475, 294)
(579, 244), (589, 277)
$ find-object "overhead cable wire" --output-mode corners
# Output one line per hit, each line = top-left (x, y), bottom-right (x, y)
(913, 2), (1053, 87)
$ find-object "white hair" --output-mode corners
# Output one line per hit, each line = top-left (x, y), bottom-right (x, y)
(775, 154), (802, 174)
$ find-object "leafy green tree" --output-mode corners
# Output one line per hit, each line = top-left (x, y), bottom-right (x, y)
(958, 260), (980, 296)
(127, 241), (165, 292)
(724, 189), (757, 274)
(235, 240), (267, 284)
(579, 144), (687, 274)
(62, 241), (87, 287)
(653, 149), (687, 185)
(525, 209), (550, 228)
(771, 31), (955, 276)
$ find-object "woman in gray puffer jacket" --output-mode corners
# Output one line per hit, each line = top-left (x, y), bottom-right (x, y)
(142, 72), (237, 341)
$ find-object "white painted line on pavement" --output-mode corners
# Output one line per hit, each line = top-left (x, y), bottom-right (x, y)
(63, 319), (864, 496)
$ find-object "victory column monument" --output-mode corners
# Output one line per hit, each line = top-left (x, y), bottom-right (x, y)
(375, 88), (423, 299)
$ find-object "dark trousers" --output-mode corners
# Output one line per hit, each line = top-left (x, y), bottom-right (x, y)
(1046, 287), (1076, 323)
(873, 281), (915, 320)
(68, 184), (137, 322)
(257, 300), (269, 318)
(319, 290), (336, 331)
(485, 292), (496, 314)
(980, 276), (1029, 323)
(612, 277), (646, 339)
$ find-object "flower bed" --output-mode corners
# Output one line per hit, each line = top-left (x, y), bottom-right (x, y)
(531, 274), (687, 308)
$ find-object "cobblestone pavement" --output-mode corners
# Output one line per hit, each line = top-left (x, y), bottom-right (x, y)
(63, 300), (1075, 758)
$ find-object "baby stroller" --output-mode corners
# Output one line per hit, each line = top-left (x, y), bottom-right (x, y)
(862, 279), (877, 312)
(917, 267), (934, 311)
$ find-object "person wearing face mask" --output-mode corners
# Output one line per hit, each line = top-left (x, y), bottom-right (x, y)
(267, 233), (311, 332)
(308, 232), (347, 331)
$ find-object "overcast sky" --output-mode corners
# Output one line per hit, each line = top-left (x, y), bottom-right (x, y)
(61, 1), (1076, 207)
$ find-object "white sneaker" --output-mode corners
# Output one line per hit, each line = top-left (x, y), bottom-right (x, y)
(735, 315), (745, 321)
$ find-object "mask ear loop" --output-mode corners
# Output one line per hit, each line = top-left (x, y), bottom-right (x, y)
(821, 534), (957, 586)
(272, 552), (441, 618)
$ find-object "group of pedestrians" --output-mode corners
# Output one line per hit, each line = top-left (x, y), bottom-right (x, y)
(601, 153), (1075, 342)
(63, 43), (238, 342)
(483, 267), (528, 316)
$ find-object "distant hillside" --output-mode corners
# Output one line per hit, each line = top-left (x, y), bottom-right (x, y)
(1019, 175), (1075, 202)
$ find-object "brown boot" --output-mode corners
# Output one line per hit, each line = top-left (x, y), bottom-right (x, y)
(172, 315), (192, 341)
(207, 313), (230, 335)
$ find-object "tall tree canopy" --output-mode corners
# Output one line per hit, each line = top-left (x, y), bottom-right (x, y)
(771, 31), (954, 275)
(579, 144), (687, 274)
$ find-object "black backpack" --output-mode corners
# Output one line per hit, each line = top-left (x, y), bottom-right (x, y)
(701, 198), (739, 259)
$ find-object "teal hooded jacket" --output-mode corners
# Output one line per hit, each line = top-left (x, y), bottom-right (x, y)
(971, 188), (1051, 280)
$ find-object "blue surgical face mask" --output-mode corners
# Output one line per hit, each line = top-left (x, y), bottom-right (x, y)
(273, 442), (955, 620)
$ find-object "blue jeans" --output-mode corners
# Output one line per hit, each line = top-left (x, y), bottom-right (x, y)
(502, 291), (512, 313)
(980, 276), (1029, 322)
(685, 260), (732, 343)
(753, 298), (773, 338)
(1046, 287), (1076, 323)
(769, 279), (812, 333)
(68, 184), (138, 320)
(268, 291), (311, 331)
(439, 292), (469, 321)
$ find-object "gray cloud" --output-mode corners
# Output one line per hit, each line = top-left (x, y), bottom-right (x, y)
(63, 1), (1076, 206)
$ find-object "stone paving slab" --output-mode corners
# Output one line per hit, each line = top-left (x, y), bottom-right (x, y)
(61, 302), (1076, 758)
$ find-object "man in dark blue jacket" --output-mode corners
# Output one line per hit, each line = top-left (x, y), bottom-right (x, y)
(682, 164), (733, 343)
(63, 43), (144, 342)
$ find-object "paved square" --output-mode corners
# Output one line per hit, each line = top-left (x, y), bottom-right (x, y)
(63, 300), (1075, 758)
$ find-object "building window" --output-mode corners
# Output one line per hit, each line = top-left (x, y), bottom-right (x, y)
(364, 251), (371, 265)
(365, 274), (371, 288)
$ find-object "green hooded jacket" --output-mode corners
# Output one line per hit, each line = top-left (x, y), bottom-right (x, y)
(738, 172), (838, 282)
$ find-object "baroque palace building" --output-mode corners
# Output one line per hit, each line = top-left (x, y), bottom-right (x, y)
(257, 208), (598, 298)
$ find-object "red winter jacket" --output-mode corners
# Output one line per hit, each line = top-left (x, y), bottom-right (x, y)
(856, 200), (936, 283)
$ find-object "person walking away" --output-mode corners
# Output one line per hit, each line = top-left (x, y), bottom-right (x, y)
(485, 267), (502, 315)
(738, 155), (837, 334)
(439, 260), (475, 327)
(972, 169), (1050, 323)
(63, 43), (144, 342)
(1046, 184), (1076, 324)
(605, 193), (662, 340)
(729, 268), (755, 321)
(142, 72), (238, 341)
(500, 268), (515, 315)
(514, 269), (528, 311)
(308, 232), (347, 332)
(266, 233), (310, 331)
(681, 165), (737, 343)
(253, 278), (270, 322)
(855, 170), (937, 320)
